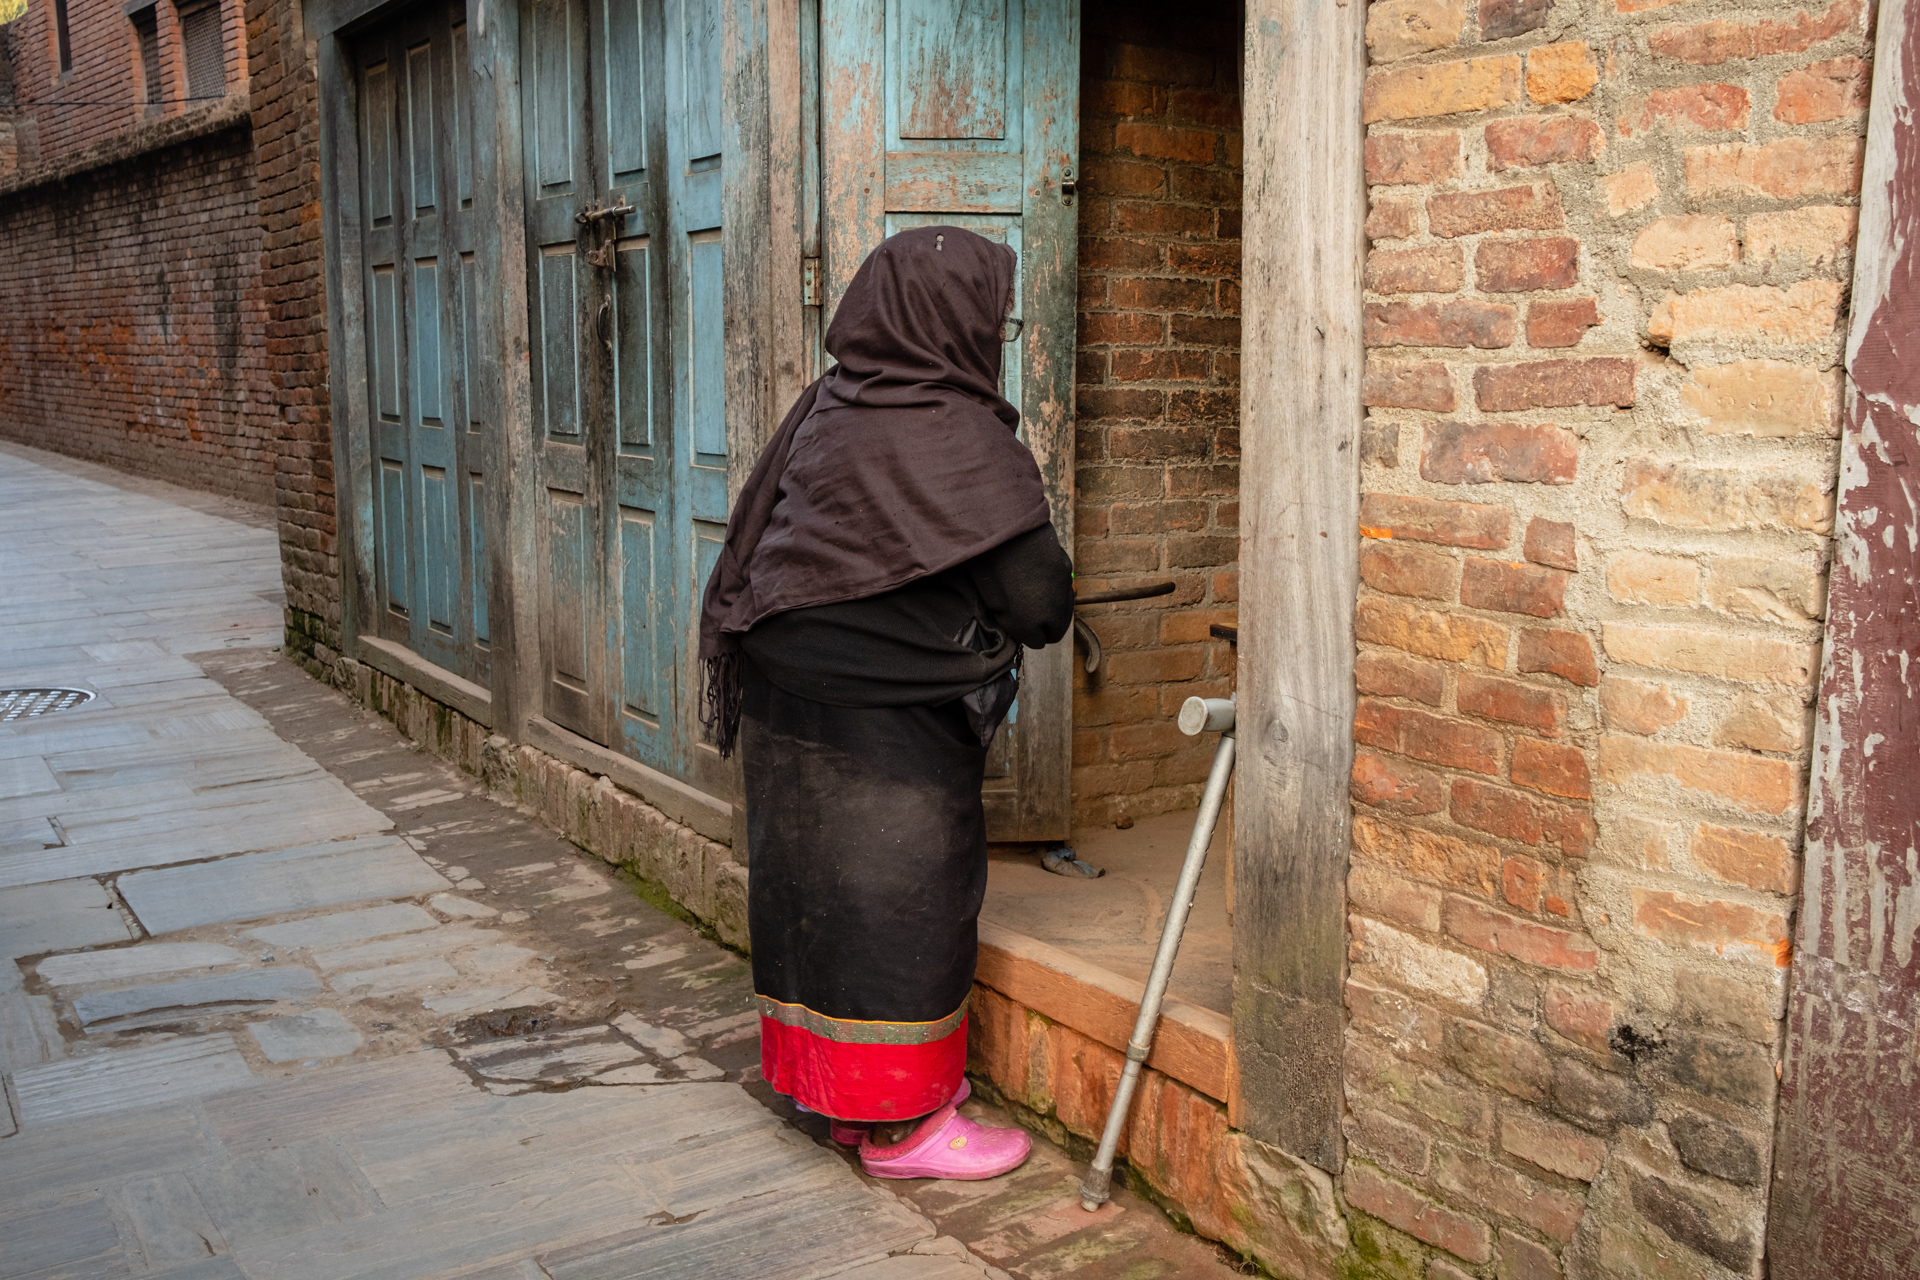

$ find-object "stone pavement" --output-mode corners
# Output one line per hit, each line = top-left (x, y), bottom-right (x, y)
(0, 442), (1248, 1280)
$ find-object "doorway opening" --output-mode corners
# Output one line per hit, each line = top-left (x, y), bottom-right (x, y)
(982, 1), (1244, 1025)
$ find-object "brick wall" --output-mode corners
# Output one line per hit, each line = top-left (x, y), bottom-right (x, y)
(1343, 0), (1865, 1275)
(1071, 2), (1243, 829)
(0, 124), (275, 505)
(245, 0), (339, 671)
(5, 0), (248, 166)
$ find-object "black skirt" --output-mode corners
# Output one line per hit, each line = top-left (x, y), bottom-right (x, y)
(741, 661), (987, 1122)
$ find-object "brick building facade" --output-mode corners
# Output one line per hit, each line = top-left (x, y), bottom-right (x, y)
(0, 0), (1906, 1275)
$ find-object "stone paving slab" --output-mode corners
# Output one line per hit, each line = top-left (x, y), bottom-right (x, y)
(242, 903), (439, 950)
(38, 942), (248, 987)
(12, 1034), (259, 1125)
(73, 967), (324, 1028)
(0, 878), (134, 957)
(118, 836), (449, 933)
(245, 1009), (364, 1063)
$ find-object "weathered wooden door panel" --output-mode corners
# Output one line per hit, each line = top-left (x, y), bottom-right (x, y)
(351, 3), (491, 686)
(821, 0), (1079, 840)
(519, 0), (722, 789)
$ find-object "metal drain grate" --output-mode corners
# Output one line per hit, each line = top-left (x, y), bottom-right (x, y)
(0, 688), (96, 721)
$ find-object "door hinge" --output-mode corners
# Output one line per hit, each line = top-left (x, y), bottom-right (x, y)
(801, 257), (822, 307)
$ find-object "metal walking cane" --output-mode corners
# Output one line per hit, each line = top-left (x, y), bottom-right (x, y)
(1078, 689), (1237, 1212)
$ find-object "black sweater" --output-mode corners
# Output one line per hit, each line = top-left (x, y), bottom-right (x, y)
(740, 523), (1075, 708)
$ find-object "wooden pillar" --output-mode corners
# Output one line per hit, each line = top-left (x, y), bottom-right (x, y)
(1232, 0), (1366, 1173)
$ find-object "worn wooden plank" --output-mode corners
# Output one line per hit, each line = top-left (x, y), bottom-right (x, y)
(1768, 1), (1920, 1271)
(1233, 0), (1366, 1173)
(975, 919), (1232, 1103)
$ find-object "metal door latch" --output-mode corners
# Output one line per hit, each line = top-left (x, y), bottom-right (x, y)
(801, 257), (822, 307)
(586, 242), (616, 270)
(576, 201), (636, 226)
(1059, 167), (1076, 207)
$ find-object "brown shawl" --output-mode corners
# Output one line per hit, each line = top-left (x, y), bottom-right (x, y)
(698, 225), (1052, 754)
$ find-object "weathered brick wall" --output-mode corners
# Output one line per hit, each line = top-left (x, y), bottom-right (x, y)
(6, 0), (248, 164)
(1344, 0), (1865, 1275)
(246, 0), (339, 669)
(0, 124), (276, 504)
(1072, 2), (1243, 829)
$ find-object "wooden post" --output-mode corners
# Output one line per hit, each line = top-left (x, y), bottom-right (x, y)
(1232, 0), (1366, 1173)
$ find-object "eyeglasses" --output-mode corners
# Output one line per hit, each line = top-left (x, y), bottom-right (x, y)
(1000, 317), (1024, 343)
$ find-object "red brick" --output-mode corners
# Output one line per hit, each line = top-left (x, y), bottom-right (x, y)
(1630, 887), (1792, 966)
(1423, 424), (1578, 485)
(1081, 237), (1167, 273)
(1485, 116), (1605, 171)
(1112, 121), (1219, 164)
(1452, 777), (1596, 857)
(1459, 672), (1565, 735)
(1476, 238), (1580, 293)
(1359, 598), (1512, 668)
(1527, 298), (1601, 348)
(1544, 982), (1617, 1053)
(1344, 1163), (1493, 1264)
(1504, 855), (1547, 911)
(1500, 1112), (1607, 1184)
(1776, 56), (1870, 123)
(1512, 737), (1591, 798)
(1428, 184), (1565, 238)
(1361, 541), (1460, 601)
(1599, 676), (1689, 735)
(1168, 87), (1240, 129)
(1649, 0), (1864, 66)
(1108, 42), (1217, 86)
(1080, 311), (1167, 346)
(1364, 361), (1458, 411)
(1362, 493), (1512, 549)
(1601, 735), (1798, 814)
(1462, 557), (1568, 618)
(1685, 136), (1866, 202)
(1357, 700), (1504, 774)
(1367, 301), (1517, 349)
(1086, 79), (1167, 118)
(1353, 748), (1450, 815)
(1368, 245), (1466, 295)
(1481, 0), (1550, 38)
(1496, 1229), (1565, 1280)
(1619, 84), (1750, 136)
(1434, 1148), (1588, 1243)
(1445, 896), (1599, 971)
(1357, 650), (1448, 705)
(1367, 131), (1464, 186)
(1474, 358), (1635, 412)
(1446, 1020), (1553, 1103)
(1523, 518), (1577, 570)
(1518, 628), (1598, 686)
(1354, 813), (1505, 898)
(1691, 823), (1797, 894)
(1367, 196), (1428, 243)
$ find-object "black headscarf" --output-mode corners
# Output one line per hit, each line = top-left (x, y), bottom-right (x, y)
(698, 226), (1052, 754)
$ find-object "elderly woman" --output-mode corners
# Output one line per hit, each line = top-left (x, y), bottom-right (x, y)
(698, 225), (1073, 1180)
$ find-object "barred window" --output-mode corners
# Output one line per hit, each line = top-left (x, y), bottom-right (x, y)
(179, 0), (223, 100)
(130, 6), (162, 113)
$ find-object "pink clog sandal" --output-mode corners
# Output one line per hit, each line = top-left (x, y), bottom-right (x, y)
(858, 1101), (1031, 1180)
(829, 1078), (971, 1147)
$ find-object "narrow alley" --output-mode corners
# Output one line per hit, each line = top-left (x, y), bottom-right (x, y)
(0, 442), (1244, 1279)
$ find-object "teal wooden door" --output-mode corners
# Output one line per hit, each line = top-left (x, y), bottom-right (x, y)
(353, 1), (491, 684)
(821, 0), (1080, 840)
(522, 0), (727, 789)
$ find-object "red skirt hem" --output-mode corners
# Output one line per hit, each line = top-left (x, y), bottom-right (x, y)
(760, 1013), (967, 1122)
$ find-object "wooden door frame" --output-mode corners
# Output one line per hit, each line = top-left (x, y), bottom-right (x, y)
(1232, 0), (1366, 1171)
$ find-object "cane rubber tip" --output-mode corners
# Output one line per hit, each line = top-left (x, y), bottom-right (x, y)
(1081, 1197), (1103, 1213)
